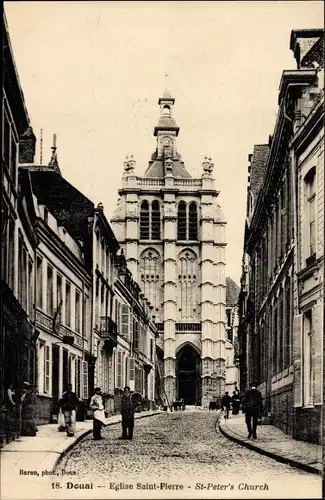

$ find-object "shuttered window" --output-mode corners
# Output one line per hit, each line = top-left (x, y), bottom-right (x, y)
(177, 201), (187, 240)
(140, 201), (150, 239)
(117, 351), (122, 388)
(44, 345), (50, 394)
(121, 304), (129, 340)
(129, 357), (135, 391)
(82, 361), (88, 399)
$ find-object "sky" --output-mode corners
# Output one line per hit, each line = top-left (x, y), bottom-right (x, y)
(4, 1), (323, 284)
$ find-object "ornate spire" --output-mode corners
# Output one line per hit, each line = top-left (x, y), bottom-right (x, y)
(48, 133), (61, 174)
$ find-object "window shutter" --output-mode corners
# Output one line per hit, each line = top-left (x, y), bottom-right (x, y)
(121, 304), (129, 340)
(129, 357), (135, 391)
(45, 345), (50, 393)
(117, 351), (122, 388)
(293, 314), (302, 407)
(312, 304), (323, 405)
(82, 360), (88, 399)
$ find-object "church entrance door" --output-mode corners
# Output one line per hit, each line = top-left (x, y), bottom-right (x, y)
(176, 345), (201, 405)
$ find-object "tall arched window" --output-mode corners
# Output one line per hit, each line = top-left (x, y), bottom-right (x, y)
(151, 200), (161, 240)
(177, 249), (199, 320)
(139, 200), (161, 240)
(177, 201), (187, 240)
(177, 201), (198, 241)
(188, 202), (198, 240)
(140, 201), (150, 240)
(140, 249), (163, 317)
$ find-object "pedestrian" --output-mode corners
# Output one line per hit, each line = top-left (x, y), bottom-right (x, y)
(221, 391), (232, 419)
(6, 383), (16, 409)
(20, 382), (38, 436)
(119, 386), (140, 440)
(231, 391), (240, 415)
(242, 384), (263, 439)
(59, 384), (78, 437)
(89, 387), (108, 440)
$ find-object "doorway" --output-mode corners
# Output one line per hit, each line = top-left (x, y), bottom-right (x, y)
(176, 345), (201, 405)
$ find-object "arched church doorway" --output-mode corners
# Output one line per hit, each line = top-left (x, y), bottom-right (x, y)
(176, 345), (201, 405)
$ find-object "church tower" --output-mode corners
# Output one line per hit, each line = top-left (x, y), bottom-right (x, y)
(111, 91), (227, 407)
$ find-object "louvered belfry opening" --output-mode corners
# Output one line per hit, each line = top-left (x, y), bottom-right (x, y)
(140, 200), (150, 239)
(151, 200), (161, 240)
(177, 201), (187, 240)
(188, 202), (198, 240)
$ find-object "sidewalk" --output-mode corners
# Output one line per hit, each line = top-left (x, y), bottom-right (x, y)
(219, 415), (322, 475)
(0, 410), (161, 499)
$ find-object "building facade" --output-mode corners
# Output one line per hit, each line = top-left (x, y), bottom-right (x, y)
(111, 91), (227, 407)
(239, 29), (324, 443)
(1, 13), (38, 444)
(225, 277), (240, 393)
(111, 253), (157, 410)
(19, 159), (93, 423)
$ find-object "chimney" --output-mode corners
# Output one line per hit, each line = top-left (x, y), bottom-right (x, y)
(19, 126), (36, 163)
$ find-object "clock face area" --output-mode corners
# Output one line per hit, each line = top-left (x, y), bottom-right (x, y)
(161, 137), (173, 149)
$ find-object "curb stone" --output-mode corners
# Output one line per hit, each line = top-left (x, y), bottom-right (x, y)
(218, 420), (321, 476)
(53, 410), (163, 471)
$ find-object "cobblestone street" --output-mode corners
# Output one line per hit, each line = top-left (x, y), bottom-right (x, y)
(56, 412), (321, 499)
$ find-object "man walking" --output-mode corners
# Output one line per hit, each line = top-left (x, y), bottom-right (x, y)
(242, 384), (263, 439)
(119, 386), (138, 440)
(221, 391), (232, 419)
(60, 384), (78, 437)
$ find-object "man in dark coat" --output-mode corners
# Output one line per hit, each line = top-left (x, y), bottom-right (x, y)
(119, 386), (139, 440)
(221, 391), (232, 419)
(242, 384), (263, 439)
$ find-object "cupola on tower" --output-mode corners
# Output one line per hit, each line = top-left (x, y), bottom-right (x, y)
(111, 91), (227, 407)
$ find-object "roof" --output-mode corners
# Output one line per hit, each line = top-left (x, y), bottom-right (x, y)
(226, 277), (240, 306)
(290, 29), (324, 51)
(249, 144), (270, 204)
(154, 116), (179, 136)
(24, 166), (94, 245)
(144, 157), (191, 178)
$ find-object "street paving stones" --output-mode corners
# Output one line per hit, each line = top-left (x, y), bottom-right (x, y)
(56, 411), (321, 499)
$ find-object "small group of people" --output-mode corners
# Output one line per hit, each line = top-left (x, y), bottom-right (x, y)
(88, 385), (142, 441)
(221, 387), (241, 419)
(220, 384), (263, 439)
(6, 381), (38, 437)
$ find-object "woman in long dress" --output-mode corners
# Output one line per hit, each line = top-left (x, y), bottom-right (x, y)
(21, 382), (38, 436)
(89, 387), (108, 440)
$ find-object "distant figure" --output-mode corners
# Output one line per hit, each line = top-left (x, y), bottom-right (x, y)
(6, 384), (16, 409)
(231, 391), (241, 415)
(242, 384), (263, 439)
(60, 384), (78, 437)
(21, 382), (38, 436)
(221, 391), (232, 419)
(119, 386), (141, 440)
(89, 387), (108, 440)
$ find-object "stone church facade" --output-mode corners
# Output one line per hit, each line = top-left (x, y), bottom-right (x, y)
(111, 91), (227, 407)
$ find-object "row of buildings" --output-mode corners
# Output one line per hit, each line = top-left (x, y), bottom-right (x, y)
(1, 14), (158, 443)
(239, 29), (324, 444)
(1, 13), (240, 443)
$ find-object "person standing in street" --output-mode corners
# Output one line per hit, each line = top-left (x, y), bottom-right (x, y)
(231, 391), (241, 415)
(59, 384), (78, 437)
(119, 386), (139, 440)
(242, 384), (263, 439)
(221, 391), (232, 419)
(89, 387), (108, 440)
(20, 382), (38, 436)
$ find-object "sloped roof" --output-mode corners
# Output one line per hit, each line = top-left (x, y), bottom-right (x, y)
(226, 277), (240, 306)
(144, 158), (191, 178)
(249, 144), (269, 205)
